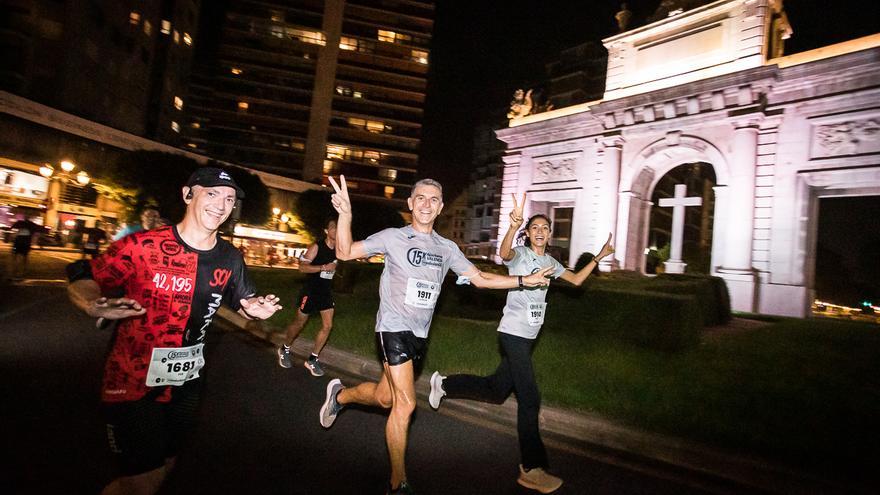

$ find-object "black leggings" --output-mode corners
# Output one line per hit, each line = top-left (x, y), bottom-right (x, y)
(442, 332), (548, 469)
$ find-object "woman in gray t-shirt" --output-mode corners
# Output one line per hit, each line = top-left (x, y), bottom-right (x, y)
(428, 193), (614, 493)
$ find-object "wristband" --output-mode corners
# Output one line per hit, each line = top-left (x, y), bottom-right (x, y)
(518, 275), (523, 288)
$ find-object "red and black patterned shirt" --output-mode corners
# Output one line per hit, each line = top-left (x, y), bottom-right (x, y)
(86, 226), (255, 403)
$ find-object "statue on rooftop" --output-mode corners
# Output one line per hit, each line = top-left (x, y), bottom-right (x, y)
(508, 89), (533, 119)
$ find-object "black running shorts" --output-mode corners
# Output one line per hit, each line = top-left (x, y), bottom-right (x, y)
(297, 290), (334, 315)
(101, 382), (202, 476)
(377, 331), (426, 366)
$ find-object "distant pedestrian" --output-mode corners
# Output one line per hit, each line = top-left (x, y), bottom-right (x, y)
(113, 207), (160, 241)
(9, 217), (43, 279)
(82, 222), (108, 259)
(428, 193), (614, 494)
(277, 217), (338, 376)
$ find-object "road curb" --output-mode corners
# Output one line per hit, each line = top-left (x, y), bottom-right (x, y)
(217, 308), (865, 495)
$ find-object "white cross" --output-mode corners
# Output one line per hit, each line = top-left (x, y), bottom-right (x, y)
(658, 183), (702, 273)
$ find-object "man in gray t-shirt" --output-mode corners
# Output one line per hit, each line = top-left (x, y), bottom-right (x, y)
(318, 176), (552, 494)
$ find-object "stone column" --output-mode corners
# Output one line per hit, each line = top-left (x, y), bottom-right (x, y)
(717, 118), (760, 311)
(599, 135), (623, 270)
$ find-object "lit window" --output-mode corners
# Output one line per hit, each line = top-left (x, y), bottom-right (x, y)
(161, 20), (171, 35)
(352, 91), (362, 98)
(378, 30), (395, 42)
(190, 122), (201, 129)
(171, 121), (180, 133)
(323, 160), (338, 174)
(269, 10), (283, 22)
(326, 145), (347, 160)
(129, 12), (140, 25)
(384, 186), (395, 198)
(363, 151), (381, 163)
(378, 30), (410, 44)
(411, 50), (428, 64)
(289, 28), (326, 45)
(238, 101), (249, 111)
(380, 168), (398, 181)
(230, 67), (243, 75)
(347, 117), (366, 128)
(339, 36), (358, 51)
(183, 32), (193, 46)
(173, 96), (183, 110)
(144, 20), (152, 35)
(186, 143), (198, 148)
(346, 180), (358, 190)
(366, 120), (385, 133)
(335, 85), (352, 96)
(173, 30), (180, 44)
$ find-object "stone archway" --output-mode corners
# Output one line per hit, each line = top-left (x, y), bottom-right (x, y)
(616, 134), (730, 272)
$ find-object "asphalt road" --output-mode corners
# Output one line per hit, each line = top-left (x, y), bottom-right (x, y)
(1, 246), (713, 494)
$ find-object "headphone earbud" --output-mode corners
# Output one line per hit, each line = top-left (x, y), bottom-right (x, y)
(185, 190), (193, 200)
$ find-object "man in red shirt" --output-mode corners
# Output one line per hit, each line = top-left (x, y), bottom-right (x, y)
(67, 167), (282, 495)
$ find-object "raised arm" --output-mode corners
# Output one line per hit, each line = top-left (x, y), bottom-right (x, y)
(329, 175), (367, 260)
(499, 192), (525, 261)
(558, 233), (615, 286)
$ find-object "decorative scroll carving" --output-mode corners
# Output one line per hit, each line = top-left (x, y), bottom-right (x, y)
(534, 157), (576, 182)
(814, 119), (880, 156)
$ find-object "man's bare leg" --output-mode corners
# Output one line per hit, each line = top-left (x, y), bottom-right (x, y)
(283, 310), (310, 346)
(311, 308), (335, 355)
(384, 360), (416, 490)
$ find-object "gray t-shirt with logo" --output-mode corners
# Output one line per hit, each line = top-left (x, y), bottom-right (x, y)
(361, 225), (476, 338)
(498, 245), (566, 339)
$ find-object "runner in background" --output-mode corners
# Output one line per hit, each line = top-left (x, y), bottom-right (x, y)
(277, 217), (338, 376)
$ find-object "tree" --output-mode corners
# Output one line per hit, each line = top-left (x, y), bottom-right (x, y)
(99, 150), (270, 225)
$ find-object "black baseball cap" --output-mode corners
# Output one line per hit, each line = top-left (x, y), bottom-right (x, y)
(185, 167), (245, 199)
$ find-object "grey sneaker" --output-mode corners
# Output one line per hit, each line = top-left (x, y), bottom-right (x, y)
(517, 465), (563, 493)
(304, 355), (325, 376)
(387, 480), (415, 494)
(319, 378), (344, 428)
(277, 346), (292, 369)
(428, 371), (446, 410)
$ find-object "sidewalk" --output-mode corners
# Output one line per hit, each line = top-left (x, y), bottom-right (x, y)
(217, 308), (864, 495)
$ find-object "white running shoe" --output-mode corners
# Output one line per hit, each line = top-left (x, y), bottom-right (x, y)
(428, 371), (446, 410)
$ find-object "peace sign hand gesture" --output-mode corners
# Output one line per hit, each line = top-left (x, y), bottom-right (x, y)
(509, 192), (526, 229)
(328, 175), (352, 216)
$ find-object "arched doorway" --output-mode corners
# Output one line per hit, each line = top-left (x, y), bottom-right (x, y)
(646, 162), (717, 274)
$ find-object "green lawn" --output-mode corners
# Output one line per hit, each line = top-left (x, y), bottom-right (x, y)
(250, 265), (880, 485)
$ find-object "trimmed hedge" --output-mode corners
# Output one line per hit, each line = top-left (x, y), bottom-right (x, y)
(651, 274), (732, 326)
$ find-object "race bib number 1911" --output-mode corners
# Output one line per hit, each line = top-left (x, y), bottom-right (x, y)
(145, 343), (205, 386)
(404, 278), (440, 309)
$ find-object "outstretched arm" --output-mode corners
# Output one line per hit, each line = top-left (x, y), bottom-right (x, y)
(329, 175), (368, 260)
(559, 233), (614, 286)
(464, 266), (553, 289)
(68, 279), (146, 320)
(499, 193), (525, 261)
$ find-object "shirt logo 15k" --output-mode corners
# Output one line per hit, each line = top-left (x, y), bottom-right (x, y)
(406, 248), (443, 268)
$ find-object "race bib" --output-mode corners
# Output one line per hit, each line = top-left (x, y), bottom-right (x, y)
(527, 302), (547, 327)
(145, 343), (205, 386)
(320, 262), (336, 279)
(404, 277), (440, 309)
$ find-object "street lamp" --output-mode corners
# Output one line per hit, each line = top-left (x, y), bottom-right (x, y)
(40, 160), (89, 184)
